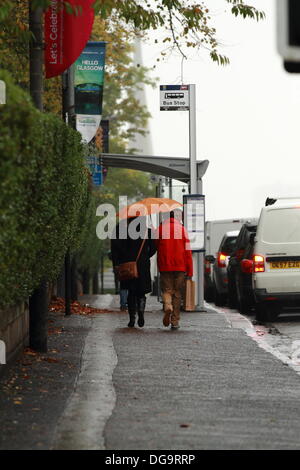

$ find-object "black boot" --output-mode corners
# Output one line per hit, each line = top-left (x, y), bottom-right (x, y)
(127, 295), (136, 327)
(137, 296), (146, 327)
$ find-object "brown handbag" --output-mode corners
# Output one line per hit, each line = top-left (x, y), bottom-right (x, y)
(116, 236), (147, 281)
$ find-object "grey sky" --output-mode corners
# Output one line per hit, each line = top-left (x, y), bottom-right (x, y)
(142, 0), (300, 221)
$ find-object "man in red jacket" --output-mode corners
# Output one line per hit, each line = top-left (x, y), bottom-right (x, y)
(155, 210), (193, 329)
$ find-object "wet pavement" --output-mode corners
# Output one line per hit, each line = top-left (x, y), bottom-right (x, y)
(210, 303), (300, 375)
(1, 294), (300, 450)
(0, 311), (92, 450)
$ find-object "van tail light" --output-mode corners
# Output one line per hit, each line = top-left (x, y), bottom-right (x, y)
(217, 252), (227, 268)
(241, 259), (254, 274)
(253, 254), (265, 273)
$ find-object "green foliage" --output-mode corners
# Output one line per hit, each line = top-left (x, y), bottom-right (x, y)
(100, 168), (155, 206)
(227, 0), (266, 21)
(76, 157), (156, 276)
(75, 17), (157, 277)
(91, 16), (158, 153)
(77, 194), (107, 275)
(0, 2), (14, 21)
(0, 70), (89, 307)
(91, 0), (265, 65)
(0, 1), (265, 68)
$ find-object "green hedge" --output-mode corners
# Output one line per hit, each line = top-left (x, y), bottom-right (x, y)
(77, 193), (108, 276)
(0, 70), (89, 307)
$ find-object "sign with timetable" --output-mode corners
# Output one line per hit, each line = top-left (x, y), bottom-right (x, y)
(183, 194), (205, 252)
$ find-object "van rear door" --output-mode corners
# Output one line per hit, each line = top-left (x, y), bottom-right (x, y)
(258, 206), (300, 292)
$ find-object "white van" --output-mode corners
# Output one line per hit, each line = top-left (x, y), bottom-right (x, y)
(251, 197), (300, 321)
(205, 218), (257, 259)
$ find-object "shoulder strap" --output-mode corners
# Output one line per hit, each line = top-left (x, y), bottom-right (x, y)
(136, 233), (147, 262)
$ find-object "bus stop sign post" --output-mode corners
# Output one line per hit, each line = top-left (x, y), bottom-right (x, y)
(160, 84), (205, 311)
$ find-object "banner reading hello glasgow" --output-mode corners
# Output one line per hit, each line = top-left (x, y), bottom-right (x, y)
(74, 41), (106, 143)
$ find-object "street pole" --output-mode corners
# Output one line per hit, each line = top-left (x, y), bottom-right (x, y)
(100, 255), (104, 294)
(28, 3), (48, 352)
(189, 84), (197, 195)
(188, 84), (204, 311)
(62, 67), (75, 315)
(169, 178), (172, 199)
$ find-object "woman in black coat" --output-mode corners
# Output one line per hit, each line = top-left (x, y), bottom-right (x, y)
(111, 216), (156, 328)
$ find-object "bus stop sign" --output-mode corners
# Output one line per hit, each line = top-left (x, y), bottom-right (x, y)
(160, 84), (189, 111)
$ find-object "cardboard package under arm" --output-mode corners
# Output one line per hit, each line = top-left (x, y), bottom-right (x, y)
(183, 279), (195, 311)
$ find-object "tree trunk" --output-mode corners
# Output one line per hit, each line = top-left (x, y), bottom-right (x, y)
(28, 3), (48, 352)
(29, 4), (43, 111)
(62, 66), (75, 314)
(100, 255), (104, 294)
(65, 249), (71, 315)
(29, 280), (48, 352)
(114, 270), (119, 295)
(71, 255), (78, 301)
(92, 271), (99, 294)
(82, 269), (90, 294)
(56, 264), (65, 298)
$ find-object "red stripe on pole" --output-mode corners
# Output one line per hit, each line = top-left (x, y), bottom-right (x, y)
(44, 0), (95, 79)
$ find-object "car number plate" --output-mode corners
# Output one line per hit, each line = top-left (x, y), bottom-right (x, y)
(270, 260), (300, 269)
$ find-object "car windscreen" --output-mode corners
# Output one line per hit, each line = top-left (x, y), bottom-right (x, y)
(220, 236), (237, 254)
(262, 208), (300, 243)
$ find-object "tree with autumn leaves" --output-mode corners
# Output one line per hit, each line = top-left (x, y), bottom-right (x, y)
(1, 1), (265, 66)
(0, 1), (265, 301)
(0, 0), (266, 172)
(0, 4), (158, 295)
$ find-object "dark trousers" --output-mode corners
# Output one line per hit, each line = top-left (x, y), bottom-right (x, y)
(127, 290), (146, 313)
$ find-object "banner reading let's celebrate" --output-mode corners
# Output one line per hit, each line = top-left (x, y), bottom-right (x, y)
(44, 0), (95, 79)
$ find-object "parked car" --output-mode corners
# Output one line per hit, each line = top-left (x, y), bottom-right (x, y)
(237, 234), (257, 314)
(249, 197), (300, 321)
(204, 255), (215, 302)
(204, 218), (256, 302)
(212, 230), (239, 306)
(227, 222), (257, 312)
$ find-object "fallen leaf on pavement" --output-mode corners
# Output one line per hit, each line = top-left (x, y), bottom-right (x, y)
(41, 357), (59, 363)
(48, 327), (63, 335)
(49, 297), (117, 315)
(24, 348), (38, 356)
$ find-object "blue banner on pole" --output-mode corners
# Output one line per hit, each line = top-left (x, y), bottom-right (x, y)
(85, 156), (103, 186)
(74, 42), (106, 116)
(92, 166), (103, 186)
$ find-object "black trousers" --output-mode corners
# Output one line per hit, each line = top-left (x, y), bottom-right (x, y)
(127, 290), (146, 313)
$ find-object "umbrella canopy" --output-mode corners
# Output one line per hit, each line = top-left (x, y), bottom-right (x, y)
(117, 197), (182, 219)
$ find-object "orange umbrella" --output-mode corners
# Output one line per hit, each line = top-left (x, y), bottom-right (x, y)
(117, 197), (182, 219)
